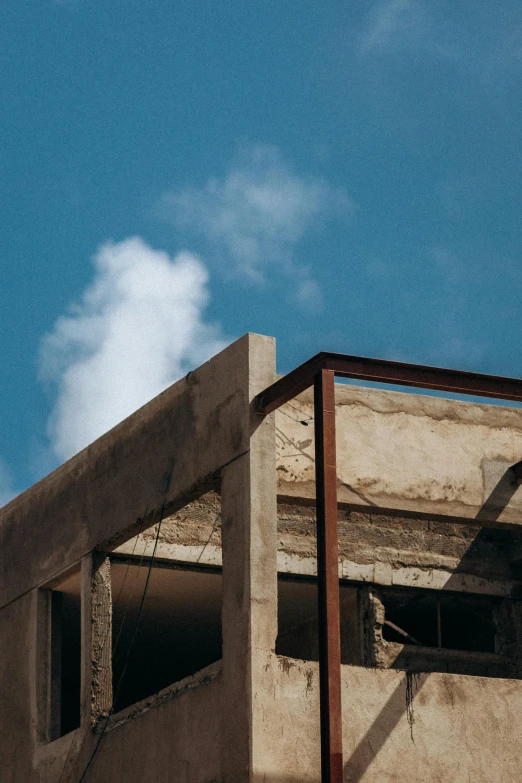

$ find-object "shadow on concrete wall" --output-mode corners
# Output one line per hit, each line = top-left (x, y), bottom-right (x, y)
(475, 463), (522, 524)
(342, 463), (522, 782)
(343, 673), (426, 783)
(445, 462), (522, 589)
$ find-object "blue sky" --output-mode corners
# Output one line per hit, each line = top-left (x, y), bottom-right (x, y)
(2, 0), (522, 501)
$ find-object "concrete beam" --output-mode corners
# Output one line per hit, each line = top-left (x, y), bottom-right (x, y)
(0, 334), (275, 610)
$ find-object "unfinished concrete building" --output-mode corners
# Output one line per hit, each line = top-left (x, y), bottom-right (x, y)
(2, 332), (522, 782)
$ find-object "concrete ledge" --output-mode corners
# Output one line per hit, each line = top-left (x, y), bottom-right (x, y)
(105, 659), (223, 733)
(0, 333), (275, 609)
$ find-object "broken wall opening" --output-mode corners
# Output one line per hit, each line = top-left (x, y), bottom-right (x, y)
(105, 488), (225, 713)
(381, 589), (497, 652)
(362, 584), (520, 678)
(110, 560), (223, 712)
(276, 576), (361, 665)
(275, 573), (521, 680)
(275, 485), (522, 679)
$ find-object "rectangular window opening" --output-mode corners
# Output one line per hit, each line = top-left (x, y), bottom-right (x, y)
(276, 575), (361, 665)
(381, 589), (498, 653)
(40, 568), (82, 742)
(110, 561), (222, 713)
(108, 488), (223, 713)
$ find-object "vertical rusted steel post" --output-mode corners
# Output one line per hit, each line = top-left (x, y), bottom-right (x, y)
(314, 368), (343, 783)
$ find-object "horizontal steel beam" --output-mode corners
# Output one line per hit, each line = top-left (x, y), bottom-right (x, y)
(256, 352), (522, 414)
(256, 349), (522, 783)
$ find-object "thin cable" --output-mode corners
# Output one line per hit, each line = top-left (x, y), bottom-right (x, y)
(279, 408), (313, 426)
(77, 504), (165, 782)
(285, 400), (315, 422)
(111, 524), (152, 657)
(191, 493), (221, 655)
(195, 492), (221, 565)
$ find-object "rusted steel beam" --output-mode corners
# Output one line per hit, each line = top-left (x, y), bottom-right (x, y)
(315, 369), (343, 783)
(256, 354), (325, 414)
(255, 350), (522, 783)
(256, 352), (522, 414)
(322, 353), (522, 400)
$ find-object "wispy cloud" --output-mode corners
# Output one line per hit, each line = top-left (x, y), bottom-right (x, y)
(359, 0), (424, 54)
(40, 237), (227, 462)
(359, 0), (522, 80)
(294, 277), (324, 312)
(157, 143), (352, 303)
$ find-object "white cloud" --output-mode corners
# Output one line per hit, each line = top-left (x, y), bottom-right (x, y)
(359, 1), (522, 81)
(158, 144), (352, 287)
(0, 457), (16, 508)
(360, 0), (423, 53)
(40, 237), (227, 462)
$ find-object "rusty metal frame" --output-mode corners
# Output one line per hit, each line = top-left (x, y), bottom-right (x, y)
(256, 352), (522, 783)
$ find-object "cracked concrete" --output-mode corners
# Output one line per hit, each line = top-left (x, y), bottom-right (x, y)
(275, 384), (522, 523)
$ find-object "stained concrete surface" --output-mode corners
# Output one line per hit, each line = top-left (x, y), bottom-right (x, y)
(276, 384), (522, 523)
(35, 667), (222, 783)
(4, 336), (522, 782)
(266, 656), (522, 783)
(0, 592), (34, 783)
(0, 334), (272, 609)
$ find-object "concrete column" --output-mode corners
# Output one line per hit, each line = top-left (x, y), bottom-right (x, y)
(221, 333), (277, 783)
(81, 553), (113, 731)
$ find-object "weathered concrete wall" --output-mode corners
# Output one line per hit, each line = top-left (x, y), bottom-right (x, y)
(263, 655), (522, 783)
(34, 664), (223, 783)
(118, 382), (522, 597)
(220, 331), (278, 783)
(5, 342), (522, 783)
(0, 333), (277, 783)
(0, 593), (34, 783)
(276, 383), (522, 525)
(118, 494), (521, 597)
(277, 502), (521, 595)
(0, 333), (275, 609)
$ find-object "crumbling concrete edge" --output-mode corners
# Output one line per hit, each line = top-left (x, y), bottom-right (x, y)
(102, 659), (222, 733)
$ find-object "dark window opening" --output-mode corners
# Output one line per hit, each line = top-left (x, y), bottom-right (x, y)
(111, 562), (222, 713)
(381, 589), (497, 653)
(45, 570), (82, 740)
(276, 576), (361, 665)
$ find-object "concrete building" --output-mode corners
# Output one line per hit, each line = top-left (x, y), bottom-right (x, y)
(2, 332), (522, 782)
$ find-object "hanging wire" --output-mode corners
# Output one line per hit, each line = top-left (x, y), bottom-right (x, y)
(111, 525), (153, 656)
(195, 491), (221, 565)
(279, 407), (314, 426)
(77, 503), (166, 782)
(189, 492), (222, 660)
(285, 400), (314, 421)
(58, 477), (231, 779)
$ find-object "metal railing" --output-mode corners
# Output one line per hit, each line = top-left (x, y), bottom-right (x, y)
(256, 352), (522, 783)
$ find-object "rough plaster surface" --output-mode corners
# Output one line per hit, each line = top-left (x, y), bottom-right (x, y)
(267, 656), (522, 783)
(5, 338), (522, 783)
(117, 494), (521, 596)
(277, 503), (521, 594)
(0, 334), (275, 609)
(276, 384), (522, 523)
(0, 333), (276, 783)
(35, 668), (223, 783)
